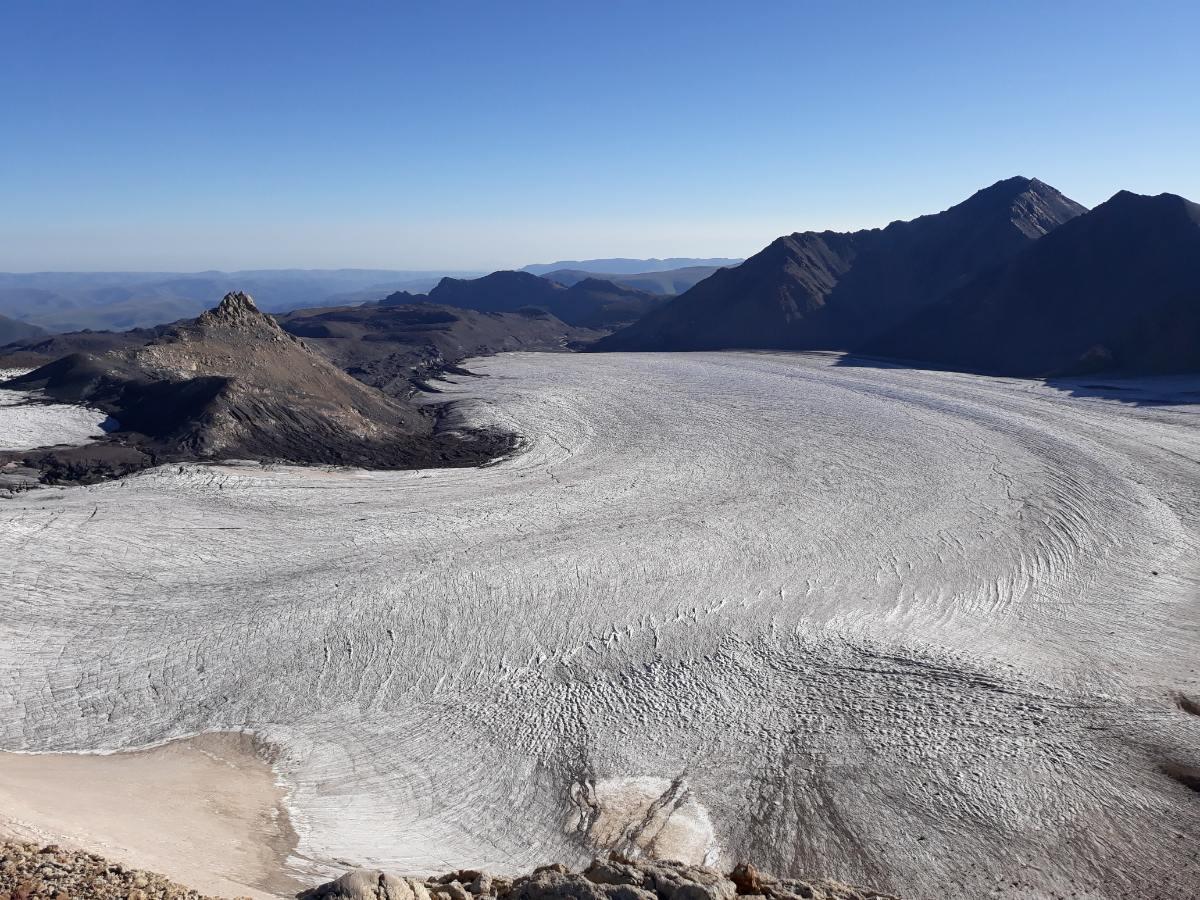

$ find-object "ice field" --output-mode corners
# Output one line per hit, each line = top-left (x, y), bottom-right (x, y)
(2, 351), (1199, 898)
(0, 369), (112, 450)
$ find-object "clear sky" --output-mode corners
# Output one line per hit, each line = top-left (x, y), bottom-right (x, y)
(2, 0), (1197, 271)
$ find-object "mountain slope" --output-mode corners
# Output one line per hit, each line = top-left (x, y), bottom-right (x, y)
(427, 270), (666, 329)
(0, 313), (45, 345)
(0, 325), (172, 369)
(594, 177), (1086, 351)
(864, 190), (1200, 375)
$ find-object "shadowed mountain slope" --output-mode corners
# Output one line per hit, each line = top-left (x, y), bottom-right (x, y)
(864, 190), (1200, 375)
(594, 177), (1086, 352)
(427, 270), (668, 329)
(0, 313), (45, 346)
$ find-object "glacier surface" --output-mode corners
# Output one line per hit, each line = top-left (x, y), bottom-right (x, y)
(2, 352), (1199, 898)
(0, 369), (112, 450)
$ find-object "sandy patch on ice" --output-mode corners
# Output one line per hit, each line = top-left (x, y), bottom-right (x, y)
(0, 369), (113, 450)
(0, 732), (302, 899)
(577, 776), (720, 867)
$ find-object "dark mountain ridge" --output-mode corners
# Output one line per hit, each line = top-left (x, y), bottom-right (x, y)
(864, 190), (1200, 375)
(594, 177), (1087, 353)
(427, 270), (668, 329)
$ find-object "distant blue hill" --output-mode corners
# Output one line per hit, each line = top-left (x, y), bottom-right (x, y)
(521, 257), (742, 276)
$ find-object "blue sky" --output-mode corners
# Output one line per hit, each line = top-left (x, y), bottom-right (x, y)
(2, 0), (1197, 271)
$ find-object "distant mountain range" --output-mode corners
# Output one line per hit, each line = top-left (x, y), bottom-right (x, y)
(0, 269), (484, 333)
(595, 177), (1200, 375)
(541, 265), (727, 295)
(520, 257), (743, 276)
(0, 261), (730, 333)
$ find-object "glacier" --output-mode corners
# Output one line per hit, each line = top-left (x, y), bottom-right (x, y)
(1, 351), (1198, 898)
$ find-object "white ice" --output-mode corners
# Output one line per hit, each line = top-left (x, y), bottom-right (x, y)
(2, 352), (1199, 898)
(0, 369), (113, 451)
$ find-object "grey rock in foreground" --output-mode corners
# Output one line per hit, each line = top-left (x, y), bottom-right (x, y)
(0, 840), (239, 900)
(300, 858), (897, 900)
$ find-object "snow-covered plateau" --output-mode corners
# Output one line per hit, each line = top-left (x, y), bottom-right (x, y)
(0, 369), (112, 450)
(2, 351), (1199, 898)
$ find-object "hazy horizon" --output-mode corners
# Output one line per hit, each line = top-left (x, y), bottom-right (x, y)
(3, 1), (1198, 271)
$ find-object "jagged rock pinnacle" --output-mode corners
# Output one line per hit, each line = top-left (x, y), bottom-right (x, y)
(197, 291), (277, 329)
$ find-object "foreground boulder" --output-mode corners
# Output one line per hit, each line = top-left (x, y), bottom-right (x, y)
(0, 840), (236, 900)
(300, 857), (897, 900)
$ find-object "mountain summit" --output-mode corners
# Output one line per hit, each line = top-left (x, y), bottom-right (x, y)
(195, 290), (270, 328)
(865, 189), (1200, 374)
(593, 177), (1086, 352)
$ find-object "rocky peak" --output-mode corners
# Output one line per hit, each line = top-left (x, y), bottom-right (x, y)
(196, 291), (279, 330)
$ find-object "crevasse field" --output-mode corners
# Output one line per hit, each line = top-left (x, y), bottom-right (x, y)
(3, 352), (1199, 898)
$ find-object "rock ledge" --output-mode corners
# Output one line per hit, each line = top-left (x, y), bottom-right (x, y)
(300, 857), (898, 900)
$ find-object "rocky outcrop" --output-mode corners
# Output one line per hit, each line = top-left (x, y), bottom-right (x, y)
(300, 857), (897, 900)
(1, 292), (515, 482)
(0, 840), (238, 900)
